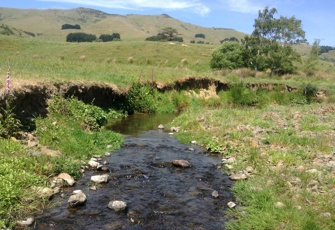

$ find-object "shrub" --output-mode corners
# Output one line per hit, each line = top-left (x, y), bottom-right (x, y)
(210, 42), (246, 70)
(228, 81), (257, 106)
(303, 83), (318, 103)
(125, 82), (156, 114)
(61, 24), (81, 30)
(127, 56), (134, 64)
(66, 32), (97, 42)
(181, 58), (188, 66)
(0, 100), (22, 138)
(99, 33), (121, 42)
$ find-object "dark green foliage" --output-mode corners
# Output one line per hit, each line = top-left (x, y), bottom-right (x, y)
(145, 27), (183, 42)
(320, 45), (335, 54)
(0, 24), (14, 35)
(241, 7), (305, 75)
(99, 33), (121, 42)
(145, 33), (166, 41)
(195, 33), (205, 39)
(303, 83), (318, 103)
(197, 41), (204, 44)
(66, 32), (97, 42)
(190, 40), (195, 43)
(22, 31), (35, 37)
(210, 42), (246, 70)
(228, 81), (257, 106)
(125, 83), (156, 114)
(61, 24), (81, 30)
(47, 96), (124, 131)
(0, 100), (22, 138)
(220, 37), (239, 43)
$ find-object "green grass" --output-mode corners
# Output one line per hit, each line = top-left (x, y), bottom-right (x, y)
(171, 103), (335, 230)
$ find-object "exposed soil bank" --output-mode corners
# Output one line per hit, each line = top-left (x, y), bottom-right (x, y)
(0, 77), (294, 124)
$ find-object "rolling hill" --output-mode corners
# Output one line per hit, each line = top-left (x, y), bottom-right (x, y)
(0, 7), (246, 44)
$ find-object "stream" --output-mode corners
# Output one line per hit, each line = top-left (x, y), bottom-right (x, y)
(33, 114), (234, 230)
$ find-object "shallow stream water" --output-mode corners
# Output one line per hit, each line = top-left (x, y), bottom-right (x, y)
(34, 114), (234, 230)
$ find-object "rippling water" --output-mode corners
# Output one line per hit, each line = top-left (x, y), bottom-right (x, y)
(34, 115), (234, 230)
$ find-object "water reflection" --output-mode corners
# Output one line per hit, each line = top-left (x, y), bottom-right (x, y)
(106, 113), (176, 136)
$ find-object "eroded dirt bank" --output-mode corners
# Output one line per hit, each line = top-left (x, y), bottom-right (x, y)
(0, 77), (295, 125)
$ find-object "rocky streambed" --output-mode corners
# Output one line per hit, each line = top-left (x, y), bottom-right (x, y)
(33, 129), (234, 230)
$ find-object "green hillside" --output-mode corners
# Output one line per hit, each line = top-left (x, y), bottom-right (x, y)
(0, 7), (246, 43)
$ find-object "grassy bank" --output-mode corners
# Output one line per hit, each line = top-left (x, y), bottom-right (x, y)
(170, 95), (335, 229)
(0, 97), (124, 228)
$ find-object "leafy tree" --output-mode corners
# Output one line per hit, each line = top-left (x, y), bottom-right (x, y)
(145, 27), (183, 42)
(304, 39), (320, 76)
(161, 27), (178, 39)
(210, 42), (246, 70)
(243, 7), (306, 75)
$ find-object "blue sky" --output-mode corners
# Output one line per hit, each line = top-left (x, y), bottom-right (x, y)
(0, 0), (334, 46)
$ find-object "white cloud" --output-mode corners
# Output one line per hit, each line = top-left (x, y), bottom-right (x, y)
(226, 0), (264, 13)
(38, 0), (210, 15)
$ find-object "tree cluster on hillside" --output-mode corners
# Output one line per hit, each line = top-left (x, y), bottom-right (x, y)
(146, 27), (183, 42)
(99, 33), (121, 42)
(0, 24), (14, 35)
(66, 32), (97, 42)
(220, 37), (239, 43)
(66, 32), (121, 42)
(320, 45), (335, 54)
(195, 33), (205, 39)
(211, 7), (307, 75)
(61, 24), (81, 30)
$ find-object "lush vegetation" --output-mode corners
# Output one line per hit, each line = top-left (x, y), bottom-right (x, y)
(212, 7), (307, 75)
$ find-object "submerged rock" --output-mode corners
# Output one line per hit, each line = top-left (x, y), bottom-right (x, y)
(227, 201), (236, 209)
(91, 174), (109, 183)
(57, 173), (75, 186)
(172, 159), (191, 168)
(229, 173), (247, 181)
(17, 217), (34, 227)
(108, 200), (128, 212)
(68, 190), (87, 208)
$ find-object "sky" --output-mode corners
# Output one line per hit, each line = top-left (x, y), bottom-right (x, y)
(0, 0), (334, 46)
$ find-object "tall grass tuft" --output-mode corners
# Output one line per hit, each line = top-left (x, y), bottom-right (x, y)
(127, 56), (134, 64)
(79, 55), (86, 61)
